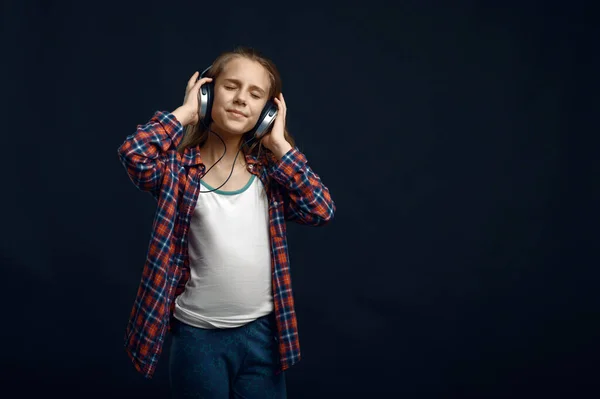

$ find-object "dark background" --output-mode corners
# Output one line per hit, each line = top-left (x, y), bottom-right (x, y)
(3, 1), (597, 398)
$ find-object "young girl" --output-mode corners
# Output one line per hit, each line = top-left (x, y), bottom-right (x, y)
(117, 46), (335, 398)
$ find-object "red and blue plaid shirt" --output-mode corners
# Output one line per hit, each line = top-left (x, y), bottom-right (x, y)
(117, 111), (335, 379)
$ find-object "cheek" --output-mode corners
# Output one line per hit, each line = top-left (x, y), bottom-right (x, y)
(213, 92), (227, 108)
(252, 101), (267, 118)
(248, 109), (261, 123)
(211, 97), (228, 120)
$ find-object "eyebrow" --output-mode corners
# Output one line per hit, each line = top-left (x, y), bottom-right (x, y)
(222, 78), (266, 95)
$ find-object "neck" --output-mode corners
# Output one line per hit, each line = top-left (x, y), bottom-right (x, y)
(200, 123), (248, 168)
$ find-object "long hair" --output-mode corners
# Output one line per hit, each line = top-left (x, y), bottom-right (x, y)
(176, 46), (295, 162)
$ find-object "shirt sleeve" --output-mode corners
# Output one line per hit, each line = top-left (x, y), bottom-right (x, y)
(268, 147), (336, 226)
(117, 111), (184, 196)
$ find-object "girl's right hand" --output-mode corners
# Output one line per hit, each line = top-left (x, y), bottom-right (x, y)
(175, 72), (213, 126)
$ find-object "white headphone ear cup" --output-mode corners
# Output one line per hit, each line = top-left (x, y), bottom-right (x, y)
(198, 65), (214, 124)
(198, 81), (214, 124)
(253, 100), (278, 139)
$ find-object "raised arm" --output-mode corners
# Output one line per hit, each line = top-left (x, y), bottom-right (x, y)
(269, 147), (336, 226)
(116, 72), (212, 195)
(117, 111), (184, 195)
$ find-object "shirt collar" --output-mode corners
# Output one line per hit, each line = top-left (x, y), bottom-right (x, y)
(179, 144), (274, 168)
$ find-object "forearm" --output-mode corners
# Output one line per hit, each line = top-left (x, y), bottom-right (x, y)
(171, 106), (196, 127)
(117, 111), (184, 193)
(270, 142), (293, 161)
(269, 147), (336, 225)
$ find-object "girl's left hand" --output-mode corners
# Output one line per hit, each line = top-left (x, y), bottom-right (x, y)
(261, 93), (291, 156)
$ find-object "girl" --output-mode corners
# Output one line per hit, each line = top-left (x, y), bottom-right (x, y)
(117, 46), (335, 398)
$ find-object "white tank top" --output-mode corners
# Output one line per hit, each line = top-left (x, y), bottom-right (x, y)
(173, 174), (274, 329)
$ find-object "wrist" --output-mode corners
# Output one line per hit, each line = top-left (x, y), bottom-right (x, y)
(172, 106), (194, 126)
(270, 142), (293, 160)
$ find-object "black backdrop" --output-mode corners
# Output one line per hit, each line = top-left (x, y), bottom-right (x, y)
(3, 1), (597, 398)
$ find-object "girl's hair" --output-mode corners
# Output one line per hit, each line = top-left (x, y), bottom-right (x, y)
(177, 46), (295, 162)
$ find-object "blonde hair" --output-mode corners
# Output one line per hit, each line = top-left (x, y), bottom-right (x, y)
(177, 46), (295, 162)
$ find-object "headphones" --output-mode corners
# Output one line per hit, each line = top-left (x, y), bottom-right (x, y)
(197, 65), (278, 140)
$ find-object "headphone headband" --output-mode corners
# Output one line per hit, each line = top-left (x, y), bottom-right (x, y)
(200, 65), (212, 78)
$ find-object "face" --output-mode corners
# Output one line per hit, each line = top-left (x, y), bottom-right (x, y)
(210, 57), (271, 136)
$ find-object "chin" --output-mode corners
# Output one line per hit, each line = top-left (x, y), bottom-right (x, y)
(222, 121), (252, 135)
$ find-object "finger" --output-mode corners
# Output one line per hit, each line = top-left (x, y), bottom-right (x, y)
(196, 76), (213, 86)
(275, 97), (286, 113)
(187, 71), (199, 88)
(275, 96), (286, 114)
(191, 77), (213, 92)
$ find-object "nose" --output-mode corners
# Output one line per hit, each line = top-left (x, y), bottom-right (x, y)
(233, 89), (248, 105)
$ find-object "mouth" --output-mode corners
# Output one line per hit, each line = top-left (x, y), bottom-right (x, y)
(227, 110), (247, 117)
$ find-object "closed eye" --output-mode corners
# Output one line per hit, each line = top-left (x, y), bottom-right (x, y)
(224, 84), (262, 99)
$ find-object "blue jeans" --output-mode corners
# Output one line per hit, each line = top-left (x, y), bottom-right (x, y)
(168, 312), (287, 398)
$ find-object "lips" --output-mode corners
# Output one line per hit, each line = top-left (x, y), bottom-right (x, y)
(227, 109), (247, 117)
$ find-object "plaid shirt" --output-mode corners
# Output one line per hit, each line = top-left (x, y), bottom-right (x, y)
(116, 111), (335, 379)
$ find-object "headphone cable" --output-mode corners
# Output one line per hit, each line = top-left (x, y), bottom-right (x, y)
(197, 118), (256, 194)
